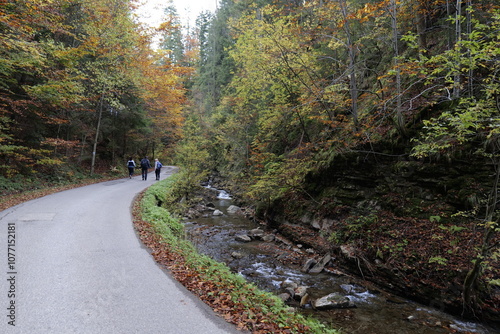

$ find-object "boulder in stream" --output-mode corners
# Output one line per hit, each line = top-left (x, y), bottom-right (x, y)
(309, 256), (329, 274)
(227, 205), (242, 214)
(278, 293), (291, 302)
(301, 258), (317, 273)
(262, 234), (276, 242)
(235, 234), (252, 242)
(212, 209), (223, 216)
(248, 228), (264, 240)
(313, 293), (356, 310)
(294, 286), (309, 300)
(231, 251), (244, 259)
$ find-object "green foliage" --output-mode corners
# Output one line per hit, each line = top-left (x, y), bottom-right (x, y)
(328, 211), (379, 244)
(438, 224), (467, 234)
(0, 0), (181, 179)
(429, 216), (441, 223)
(140, 178), (339, 334)
(172, 119), (211, 202)
(428, 256), (448, 266)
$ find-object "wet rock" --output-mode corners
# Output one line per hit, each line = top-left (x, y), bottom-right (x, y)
(313, 293), (356, 310)
(294, 286), (308, 300)
(212, 209), (223, 216)
(281, 281), (298, 290)
(301, 258), (317, 273)
(300, 293), (310, 307)
(311, 219), (321, 230)
(262, 234), (275, 242)
(340, 284), (354, 294)
(278, 293), (291, 302)
(248, 228), (264, 240)
(285, 287), (295, 299)
(235, 234), (252, 242)
(231, 251), (244, 259)
(184, 208), (200, 219)
(309, 254), (332, 274)
(406, 315), (416, 321)
(227, 205), (241, 214)
(242, 269), (258, 277)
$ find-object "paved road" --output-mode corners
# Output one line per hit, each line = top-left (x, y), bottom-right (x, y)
(0, 167), (240, 333)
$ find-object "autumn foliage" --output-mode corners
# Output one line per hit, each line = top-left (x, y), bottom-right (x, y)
(0, 0), (187, 182)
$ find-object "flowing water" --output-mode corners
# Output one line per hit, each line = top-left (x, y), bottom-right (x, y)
(183, 188), (497, 334)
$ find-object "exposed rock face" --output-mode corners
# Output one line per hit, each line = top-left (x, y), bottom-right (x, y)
(255, 154), (500, 324)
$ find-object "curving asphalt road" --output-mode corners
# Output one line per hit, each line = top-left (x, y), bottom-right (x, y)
(0, 167), (241, 334)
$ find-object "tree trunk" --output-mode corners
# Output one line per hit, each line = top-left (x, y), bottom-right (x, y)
(463, 154), (500, 312)
(90, 93), (105, 175)
(453, 0), (462, 99)
(339, 0), (358, 127)
(391, 0), (406, 136)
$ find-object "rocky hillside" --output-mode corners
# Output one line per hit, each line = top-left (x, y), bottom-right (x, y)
(250, 151), (500, 328)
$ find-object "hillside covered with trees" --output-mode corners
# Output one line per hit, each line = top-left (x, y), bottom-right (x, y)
(1, 0), (499, 329)
(183, 0), (500, 327)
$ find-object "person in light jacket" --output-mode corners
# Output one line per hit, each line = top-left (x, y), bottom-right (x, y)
(127, 157), (136, 179)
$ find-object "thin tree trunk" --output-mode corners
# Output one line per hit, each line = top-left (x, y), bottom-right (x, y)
(391, 0), (405, 136)
(453, 0), (462, 99)
(466, 0), (473, 97)
(339, 0), (358, 127)
(90, 93), (105, 175)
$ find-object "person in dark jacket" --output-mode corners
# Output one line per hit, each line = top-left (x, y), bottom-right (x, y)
(140, 156), (151, 180)
(154, 158), (162, 180)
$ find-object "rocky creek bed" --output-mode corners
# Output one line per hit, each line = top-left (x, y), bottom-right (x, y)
(181, 186), (497, 334)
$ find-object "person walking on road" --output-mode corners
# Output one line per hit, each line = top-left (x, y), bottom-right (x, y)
(127, 157), (136, 179)
(140, 156), (151, 180)
(154, 158), (163, 180)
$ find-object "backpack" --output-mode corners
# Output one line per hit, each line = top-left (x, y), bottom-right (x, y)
(140, 159), (149, 168)
(128, 161), (134, 167)
(156, 162), (162, 169)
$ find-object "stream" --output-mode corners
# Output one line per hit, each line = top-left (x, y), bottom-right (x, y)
(183, 188), (496, 334)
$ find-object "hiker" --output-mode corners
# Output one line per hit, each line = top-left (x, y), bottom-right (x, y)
(154, 158), (163, 180)
(127, 157), (136, 179)
(140, 156), (151, 180)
